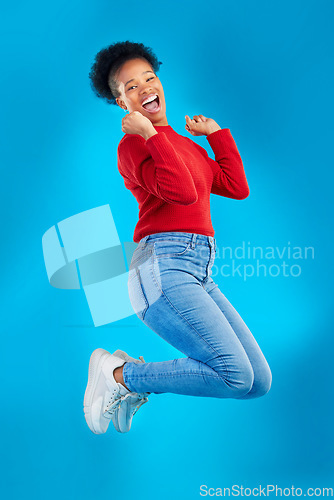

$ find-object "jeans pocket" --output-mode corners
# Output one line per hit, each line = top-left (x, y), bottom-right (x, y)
(153, 240), (191, 259)
(128, 267), (149, 321)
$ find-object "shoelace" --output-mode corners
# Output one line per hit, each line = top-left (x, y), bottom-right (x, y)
(103, 355), (147, 417)
(118, 392), (149, 416)
(103, 388), (122, 416)
(104, 355), (148, 418)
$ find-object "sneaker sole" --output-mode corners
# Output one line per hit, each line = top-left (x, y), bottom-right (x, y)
(84, 348), (111, 434)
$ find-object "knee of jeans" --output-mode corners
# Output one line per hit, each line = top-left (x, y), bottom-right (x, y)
(252, 367), (272, 398)
(215, 361), (254, 398)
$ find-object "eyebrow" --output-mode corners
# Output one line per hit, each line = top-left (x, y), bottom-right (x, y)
(125, 70), (155, 88)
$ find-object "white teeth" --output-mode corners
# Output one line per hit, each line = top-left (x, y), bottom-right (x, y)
(142, 94), (158, 106)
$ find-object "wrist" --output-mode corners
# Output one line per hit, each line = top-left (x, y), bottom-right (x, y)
(142, 127), (158, 141)
(206, 126), (222, 136)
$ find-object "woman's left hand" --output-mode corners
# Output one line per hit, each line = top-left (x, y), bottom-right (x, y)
(185, 115), (222, 136)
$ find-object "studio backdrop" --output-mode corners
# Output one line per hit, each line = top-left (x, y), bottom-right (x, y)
(1, 1), (333, 499)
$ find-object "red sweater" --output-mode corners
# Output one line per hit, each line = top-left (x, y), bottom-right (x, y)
(117, 125), (249, 243)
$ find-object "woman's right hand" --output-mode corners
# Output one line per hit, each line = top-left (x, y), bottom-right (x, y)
(122, 111), (157, 140)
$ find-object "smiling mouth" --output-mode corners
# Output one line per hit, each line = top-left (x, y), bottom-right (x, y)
(141, 95), (161, 113)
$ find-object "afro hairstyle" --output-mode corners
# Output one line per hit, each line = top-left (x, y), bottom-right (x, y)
(89, 40), (163, 105)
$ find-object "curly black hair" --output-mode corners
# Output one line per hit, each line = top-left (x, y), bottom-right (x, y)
(89, 40), (163, 105)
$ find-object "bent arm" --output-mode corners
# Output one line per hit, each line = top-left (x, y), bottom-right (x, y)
(192, 129), (250, 200)
(117, 133), (198, 205)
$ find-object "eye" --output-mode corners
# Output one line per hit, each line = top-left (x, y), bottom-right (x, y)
(127, 76), (155, 91)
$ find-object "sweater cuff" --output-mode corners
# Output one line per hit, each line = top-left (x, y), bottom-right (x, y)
(206, 128), (233, 150)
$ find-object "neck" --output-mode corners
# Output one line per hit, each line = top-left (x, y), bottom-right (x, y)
(150, 115), (168, 126)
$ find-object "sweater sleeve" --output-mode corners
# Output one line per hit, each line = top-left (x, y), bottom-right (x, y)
(117, 132), (198, 205)
(191, 129), (250, 200)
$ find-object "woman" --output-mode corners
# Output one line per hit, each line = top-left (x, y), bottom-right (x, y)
(83, 41), (272, 435)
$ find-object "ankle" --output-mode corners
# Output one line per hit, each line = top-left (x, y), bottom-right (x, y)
(113, 364), (130, 391)
(113, 364), (124, 383)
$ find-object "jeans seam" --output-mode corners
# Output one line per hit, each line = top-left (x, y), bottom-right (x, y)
(125, 372), (226, 380)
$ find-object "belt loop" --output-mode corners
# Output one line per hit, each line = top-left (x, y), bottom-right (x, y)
(191, 234), (197, 249)
(208, 236), (215, 250)
(141, 235), (150, 248)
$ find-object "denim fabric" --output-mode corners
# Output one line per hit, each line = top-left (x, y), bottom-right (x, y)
(124, 232), (272, 399)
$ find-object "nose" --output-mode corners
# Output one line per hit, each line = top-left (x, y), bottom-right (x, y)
(140, 85), (154, 96)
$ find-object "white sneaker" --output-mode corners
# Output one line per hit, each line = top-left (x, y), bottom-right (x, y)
(112, 350), (150, 433)
(83, 348), (127, 435)
(118, 391), (149, 433)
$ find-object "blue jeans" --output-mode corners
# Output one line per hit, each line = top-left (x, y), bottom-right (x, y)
(123, 232), (272, 399)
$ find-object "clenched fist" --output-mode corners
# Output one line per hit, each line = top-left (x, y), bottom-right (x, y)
(185, 115), (222, 136)
(122, 111), (157, 140)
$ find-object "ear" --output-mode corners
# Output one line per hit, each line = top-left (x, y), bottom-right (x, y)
(116, 97), (127, 111)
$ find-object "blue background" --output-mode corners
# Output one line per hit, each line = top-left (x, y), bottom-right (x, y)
(1, 0), (333, 498)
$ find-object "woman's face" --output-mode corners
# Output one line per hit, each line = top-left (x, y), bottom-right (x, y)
(114, 58), (168, 125)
